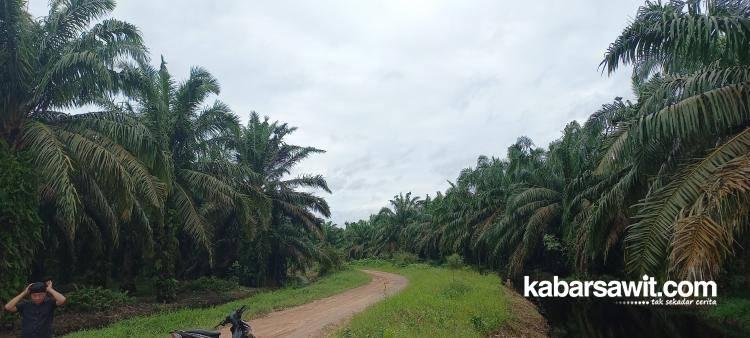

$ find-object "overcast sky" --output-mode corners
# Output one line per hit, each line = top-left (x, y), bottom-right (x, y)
(30, 0), (642, 225)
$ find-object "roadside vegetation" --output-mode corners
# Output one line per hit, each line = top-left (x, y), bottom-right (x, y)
(48, 278), (255, 335)
(64, 269), (369, 338)
(336, 260), (511, 337)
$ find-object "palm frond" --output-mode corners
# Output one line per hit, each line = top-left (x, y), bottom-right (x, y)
(625, 127), (750, 275)
(171, 182), (211, 251)
(21, 120), (80, 238)
(43, 0), (116, 51)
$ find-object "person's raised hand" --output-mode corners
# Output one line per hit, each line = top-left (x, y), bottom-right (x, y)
(45, 280), (53, 291)
(24, 283), (33, 295)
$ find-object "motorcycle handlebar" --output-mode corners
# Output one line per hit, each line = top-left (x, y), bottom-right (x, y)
(216, 316), (229, 328)
(212, 307), (247, 328)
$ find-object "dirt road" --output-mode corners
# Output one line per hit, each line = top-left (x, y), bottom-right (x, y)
(220, 269), (408, 338)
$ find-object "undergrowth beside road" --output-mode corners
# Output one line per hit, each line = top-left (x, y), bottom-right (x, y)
(64, 269), (370, 338)
(336, 260), (511, 337)
(708, 297), (750, 336)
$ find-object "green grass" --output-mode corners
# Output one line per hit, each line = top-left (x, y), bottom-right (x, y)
(65, 269), (370, 338)
(337, 260), (510, 337)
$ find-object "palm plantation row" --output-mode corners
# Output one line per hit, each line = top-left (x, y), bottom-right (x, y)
(1, 0), (335, 303)
(338, 0), (750, 288)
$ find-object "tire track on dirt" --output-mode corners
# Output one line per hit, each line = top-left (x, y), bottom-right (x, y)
(220, 269), (408, 338)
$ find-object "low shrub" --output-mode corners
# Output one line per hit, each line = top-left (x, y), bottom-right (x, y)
(228, 261), (255, 286)
(392, 251), (419, 267)
(178, 276), (239, 293)
(318, 245), (345, 275)
(154, 277), (177, 303)
(708, 297), (750, 335)
(284, 275), (311, 288)
(446, 253), (464, 281)
(445, 253), (464, 270)
(65, 287), (131, 312)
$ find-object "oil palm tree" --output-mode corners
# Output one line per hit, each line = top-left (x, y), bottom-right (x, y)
(120, 58), (251, 247)
(372, 192), (422, 255)
(569, 98), (640, 274)
(489, 144), (566, 277)
(1, 0), (154, 241)
(343, 220), (376, 259)
(0, 0), (166, 295)
(233, 112), (331, 285)
(401, 194), (442, 259)
(453, 156), (512, 267)
(599, 0), (750, 279)
(117, 58), (252, 299)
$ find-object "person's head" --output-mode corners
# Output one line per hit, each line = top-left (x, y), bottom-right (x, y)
(29, 282), (46, 304)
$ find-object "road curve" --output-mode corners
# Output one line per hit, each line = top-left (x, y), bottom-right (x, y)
(220, 269), (408, 338)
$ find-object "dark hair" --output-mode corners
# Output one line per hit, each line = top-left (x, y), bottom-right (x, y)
(29, 282), (46, 293)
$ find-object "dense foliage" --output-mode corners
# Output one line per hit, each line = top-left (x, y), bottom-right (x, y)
(338, 0), (750, 290)
(64, 287), (131, 312)
(0, 0), (335, 310)
(0, 142), (41, 307)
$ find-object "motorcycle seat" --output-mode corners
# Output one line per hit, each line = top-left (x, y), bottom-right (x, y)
(181, 329), (221, 338)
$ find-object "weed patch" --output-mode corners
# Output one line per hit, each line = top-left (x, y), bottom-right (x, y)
(336, 261), (510, 337)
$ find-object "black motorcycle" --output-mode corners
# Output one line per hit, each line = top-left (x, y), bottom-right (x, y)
(170, 305), (254, 338)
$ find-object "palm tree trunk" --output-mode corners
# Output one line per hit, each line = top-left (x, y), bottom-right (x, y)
(154, 211), (177, 302)
(269, 243), (287, 286)
(121, 240), (137, 293)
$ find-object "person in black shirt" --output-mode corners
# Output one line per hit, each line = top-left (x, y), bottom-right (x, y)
(4, 280), (66, 338)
